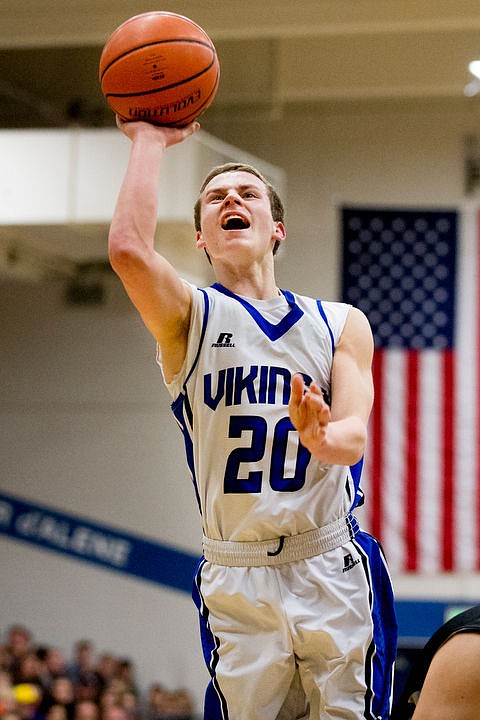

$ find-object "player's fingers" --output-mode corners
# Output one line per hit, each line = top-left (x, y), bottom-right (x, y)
(308, 381), (323, 396)
(163, 121), (201, 148)
(303, 392), (330, 424)
(289, 373), (305, 406)
(185, 120), (201, 135)
(319, 405), (330, 426)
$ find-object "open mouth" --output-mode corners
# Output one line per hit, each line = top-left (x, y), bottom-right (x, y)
(221, 214), (250, 230)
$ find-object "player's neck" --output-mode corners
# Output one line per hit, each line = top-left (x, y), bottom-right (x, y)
(214, 272), (280, 300)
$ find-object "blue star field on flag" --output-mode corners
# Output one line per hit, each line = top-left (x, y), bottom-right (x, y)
(341, 208), (457, 349)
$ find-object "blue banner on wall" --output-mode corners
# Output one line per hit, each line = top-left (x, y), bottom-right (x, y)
(0, 490), (199, 594)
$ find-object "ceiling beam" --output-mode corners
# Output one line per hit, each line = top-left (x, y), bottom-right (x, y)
(3, 2), (480, 47)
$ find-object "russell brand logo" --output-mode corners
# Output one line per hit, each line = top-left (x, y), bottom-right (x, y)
(212, 332), (235, 348)
(342, 553), (360, 573)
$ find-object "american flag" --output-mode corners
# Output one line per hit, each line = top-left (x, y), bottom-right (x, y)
(341, 205), (480, 573)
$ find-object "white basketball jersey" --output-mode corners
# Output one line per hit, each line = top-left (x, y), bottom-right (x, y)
(161, 283), (359, 542)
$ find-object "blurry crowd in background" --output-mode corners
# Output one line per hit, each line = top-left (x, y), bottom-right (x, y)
(0, 625), (194, 720)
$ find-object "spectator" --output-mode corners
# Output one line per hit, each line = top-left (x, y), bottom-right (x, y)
(11, 654), (42, 691)
(144, 685), (193, 720)
(113, 662), (137, 699)
(5, 629), (33, 682)
(32, 648), (63, 697)
(66, 643), (94, 689)
(12, 682), (42, 720)
(95, 657), (116, 695)
(78, 700), (94, 719)
(2, 629), (196, 720)
(33, 650), (48, 692)
(72, 701), (98, 720)
(0, 669), (15, 715)
(74, 676), (101, 706)
(0, 644), (12, 673)
(42, 677), (75, 720)
(119, 692), (138, 720)
(167, 690), (193, 720)
(100, 705), (128, 720)
(97, 687), (117, 718)
(67, 644), (100, 705)
(43, 651), (66, 688)
(98, 683), (137, 720)
(145, 685), (168, 720)
(5, 629), (32, 663)
(44, 706), (67, 720)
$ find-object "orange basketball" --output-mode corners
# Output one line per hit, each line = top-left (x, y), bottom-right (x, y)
(99, 11), (220, 127)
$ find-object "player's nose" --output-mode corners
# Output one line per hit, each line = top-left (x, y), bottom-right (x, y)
(223, 190), (241, 206)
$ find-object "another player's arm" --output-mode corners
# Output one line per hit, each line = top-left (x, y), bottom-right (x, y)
(289, 306), (374, 466)
(108, 118), (200, 381)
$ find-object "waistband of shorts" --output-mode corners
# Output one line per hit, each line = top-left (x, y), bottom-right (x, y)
(202, 514), (359, 567)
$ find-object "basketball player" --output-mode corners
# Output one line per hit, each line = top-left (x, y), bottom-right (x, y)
(108, 117), (397, 720)
(392, 604), (480, 719)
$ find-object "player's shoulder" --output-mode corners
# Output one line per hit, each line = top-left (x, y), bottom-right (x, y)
(315, 298), (352, 330)
(425, 605), (480, 656)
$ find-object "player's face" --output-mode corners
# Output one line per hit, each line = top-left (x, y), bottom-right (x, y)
(196, 171), (285, 262)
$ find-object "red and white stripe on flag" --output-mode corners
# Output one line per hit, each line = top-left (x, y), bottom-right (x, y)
(342, 205), (480, 573)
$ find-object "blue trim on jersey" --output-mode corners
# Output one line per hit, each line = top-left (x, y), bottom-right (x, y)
(211, 283), (304, 341)
(349, 457), (365, 510)
(316, 299), (335, 356)
(185, 288), (210, 387)
(171, 395), (202, 513)
(353, 532), (397, 720)
(169, 289), (211, 515)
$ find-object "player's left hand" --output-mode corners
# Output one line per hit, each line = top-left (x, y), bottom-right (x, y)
(288, 373), (331, 453)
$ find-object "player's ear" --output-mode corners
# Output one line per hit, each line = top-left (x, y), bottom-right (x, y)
(274, 221), (286, 244)
(196, 229), (205, 249)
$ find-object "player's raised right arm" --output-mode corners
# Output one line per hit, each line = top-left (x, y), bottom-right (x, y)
(108, 118), (200, 380)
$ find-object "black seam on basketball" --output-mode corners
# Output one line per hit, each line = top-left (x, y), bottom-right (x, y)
(105, 57), (217, 98)
(100, 39), (215, 80)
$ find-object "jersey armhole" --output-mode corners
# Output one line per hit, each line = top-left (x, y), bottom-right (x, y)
(159, 287), (210, 395)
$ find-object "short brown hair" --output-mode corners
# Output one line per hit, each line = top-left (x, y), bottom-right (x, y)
(193, 162), (285, 255)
